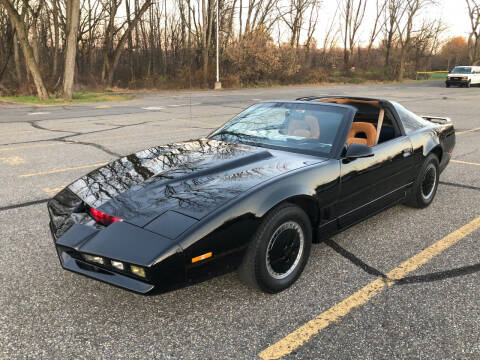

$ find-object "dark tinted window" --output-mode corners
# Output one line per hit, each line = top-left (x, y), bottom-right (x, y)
(392, 102), (431, 134)
(451, 66), (472, 74)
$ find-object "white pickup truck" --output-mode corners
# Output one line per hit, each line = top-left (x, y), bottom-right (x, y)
(446, 66), (480, 87)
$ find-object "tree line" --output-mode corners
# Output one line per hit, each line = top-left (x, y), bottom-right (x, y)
(0, 0), (480, 99)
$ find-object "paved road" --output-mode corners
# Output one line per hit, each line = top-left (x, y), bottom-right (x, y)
(1, 81), (479, 359)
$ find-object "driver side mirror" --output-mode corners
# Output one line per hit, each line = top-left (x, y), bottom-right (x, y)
(344, 143), (374, 160)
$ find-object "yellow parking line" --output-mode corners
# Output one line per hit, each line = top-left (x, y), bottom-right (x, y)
(259, 216), (480, 360)
(43, 185), (66, 197)
(456, 126), (480, 135)
(19, 162), (108, 178)
(0, 142), (62, 152)
(451, 159), (480, 166)
(0, 156), (26, 165)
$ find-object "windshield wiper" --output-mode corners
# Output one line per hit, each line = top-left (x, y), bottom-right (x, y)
(212, 130), (263, 141)
(212, 130), (272, 148)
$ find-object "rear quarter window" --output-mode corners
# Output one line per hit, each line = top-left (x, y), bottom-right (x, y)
(392, 102), (432, 134)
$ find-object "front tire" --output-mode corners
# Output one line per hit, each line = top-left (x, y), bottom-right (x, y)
(406, 153), (439, 208)
(238, 203), (312, 293)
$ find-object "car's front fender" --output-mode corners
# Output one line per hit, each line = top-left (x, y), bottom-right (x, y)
(174, 160), (340, 265)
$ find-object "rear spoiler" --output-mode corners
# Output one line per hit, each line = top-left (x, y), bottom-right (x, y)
(421, 115), (451, 124)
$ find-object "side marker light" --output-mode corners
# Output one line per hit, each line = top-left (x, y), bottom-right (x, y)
(191, 252), (212, 263)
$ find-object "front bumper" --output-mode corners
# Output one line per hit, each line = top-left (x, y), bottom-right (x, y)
(50, 222), (186, 294)
(58, 249), (155, 294)
(446, 80), (469, 86)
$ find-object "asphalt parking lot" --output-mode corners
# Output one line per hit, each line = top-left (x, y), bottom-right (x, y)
(1, 81), (479, 359)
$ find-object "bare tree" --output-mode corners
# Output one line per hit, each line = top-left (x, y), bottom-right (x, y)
(62, 0), (80, 99)
(466, 0), (480, 64)
(366, 0), (386, 68)
(12, 23), (23, 83)
(280, 0), (318, 47)
(0, 0), (49, 99)
(319, 4), (339, 66)
(305, 0), (321, 50)
(411, 19), (445, 71)
(0, 15), (13, 82)
(384, 0), (395, 70)
(0, 0), (448, 97)
(394, 0), (434, 81)
(340, 0), (367, 71)
(50, 0), (60, 79)
(101, 0), (153, 87)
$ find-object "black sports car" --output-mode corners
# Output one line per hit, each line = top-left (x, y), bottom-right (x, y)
(48, 96), (455, 294)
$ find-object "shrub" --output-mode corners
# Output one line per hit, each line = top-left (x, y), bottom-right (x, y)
(224, 26), (280, 85)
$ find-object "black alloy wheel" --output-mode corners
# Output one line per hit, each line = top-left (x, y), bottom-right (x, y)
(406, 153), (440, 208)
(238, 203), (312, 293)
(265, 221), (304, 280)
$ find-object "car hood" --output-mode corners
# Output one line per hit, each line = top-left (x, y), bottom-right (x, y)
(65, 139), (325, 227)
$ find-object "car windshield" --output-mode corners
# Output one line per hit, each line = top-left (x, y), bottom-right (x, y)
(451, 67), (472, 74)
(209, 102), (349, 156)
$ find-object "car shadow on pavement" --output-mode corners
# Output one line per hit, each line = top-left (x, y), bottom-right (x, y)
(323, 238), (480, 286)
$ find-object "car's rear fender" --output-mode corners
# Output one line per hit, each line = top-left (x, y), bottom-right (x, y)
(424, 124), (455, 172)
(408, 124), (454, 173)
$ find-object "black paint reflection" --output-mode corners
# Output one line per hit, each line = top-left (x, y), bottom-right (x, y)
(62, 139), (317, 227)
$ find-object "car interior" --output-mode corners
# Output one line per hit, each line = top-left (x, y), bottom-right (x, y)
(287, 114), (320, 139)
(283, 109), (340, 147)
(314, 98), (400, 147)
(315, 98), (400, 147)
(284, 97), (400, 147)
(279, 97), (401, 154)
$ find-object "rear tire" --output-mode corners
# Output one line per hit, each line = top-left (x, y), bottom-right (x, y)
(466, 81), (471, 88)
(446, 83), (450, 88)
(238, 203), (312, 293)
(405, 153), (439, 208)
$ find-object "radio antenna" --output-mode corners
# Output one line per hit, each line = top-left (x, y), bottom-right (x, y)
(189, 45), (192, 128)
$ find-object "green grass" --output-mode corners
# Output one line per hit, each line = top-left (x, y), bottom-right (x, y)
(416, 71), (448, 80)
(0, 91), (132, 105)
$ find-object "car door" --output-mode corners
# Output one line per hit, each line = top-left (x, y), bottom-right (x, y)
(337, 117), (414, 228)
(475, 68), (480, 84)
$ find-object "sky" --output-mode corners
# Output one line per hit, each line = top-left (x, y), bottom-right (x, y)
(316, 0), (472, 46)
(435, 0), (472, 37)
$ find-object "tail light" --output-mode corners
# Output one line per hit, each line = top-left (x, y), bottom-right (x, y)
(89, 207), (123, 226)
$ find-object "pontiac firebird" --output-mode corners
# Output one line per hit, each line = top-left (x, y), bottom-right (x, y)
(48, 96), (455, 294)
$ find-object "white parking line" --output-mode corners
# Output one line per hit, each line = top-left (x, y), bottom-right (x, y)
(168, 103), (201, 107)
(28, 112), (50, 115)
(142, 106), (165, 111)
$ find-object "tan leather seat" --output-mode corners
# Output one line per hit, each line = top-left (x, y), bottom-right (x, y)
(287, 115), (320, 138)
(347, 122), (377, 147)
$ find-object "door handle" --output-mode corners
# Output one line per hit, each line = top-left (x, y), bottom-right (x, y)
(403, 150), (412, 157)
